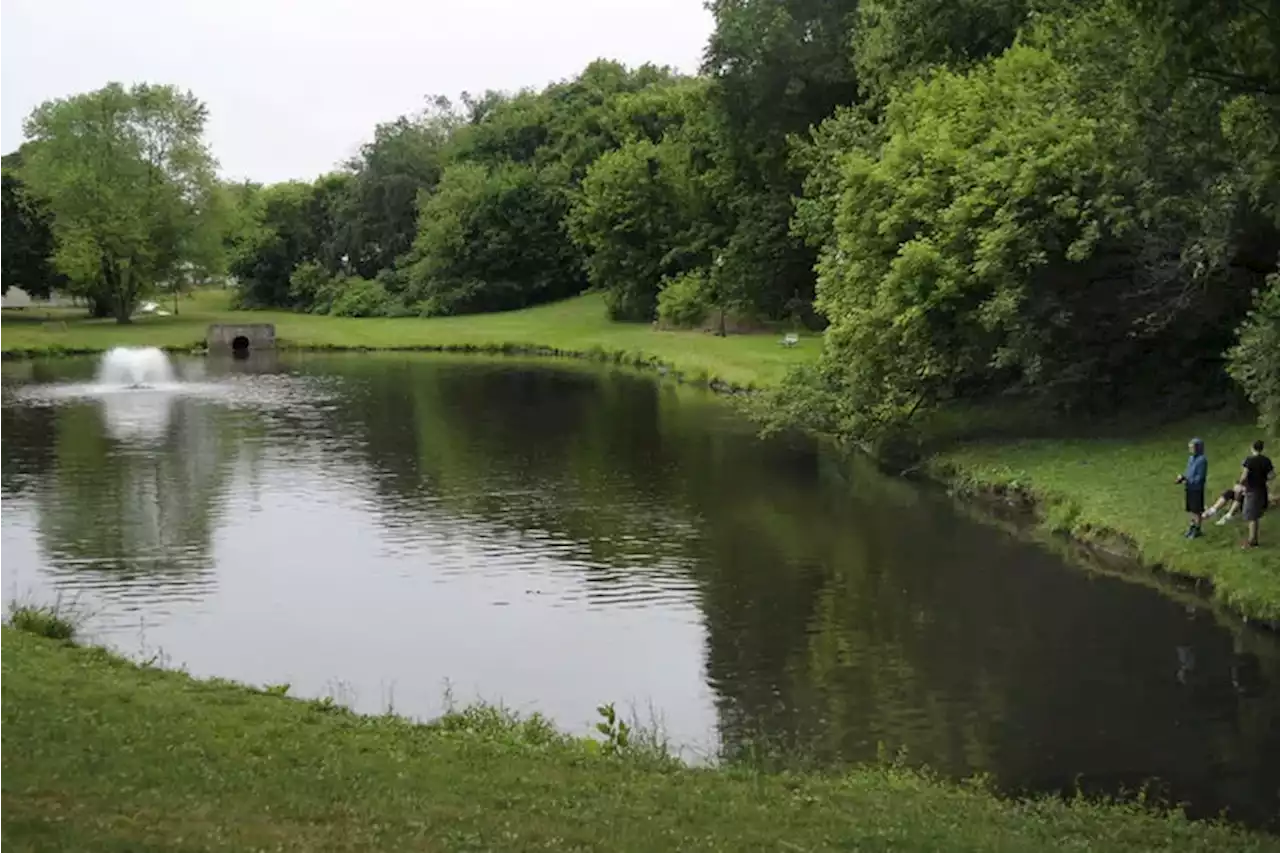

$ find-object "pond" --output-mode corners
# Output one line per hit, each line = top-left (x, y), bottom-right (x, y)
(2, 351), (1278, 826)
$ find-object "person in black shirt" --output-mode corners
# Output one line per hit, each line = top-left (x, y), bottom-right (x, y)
(1240, 440), (1275, 548)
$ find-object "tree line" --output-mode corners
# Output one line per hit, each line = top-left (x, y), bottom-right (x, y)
(3, 0), (1277, 434)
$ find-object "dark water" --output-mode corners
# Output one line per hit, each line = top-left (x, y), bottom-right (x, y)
(3, 352), (1279, 826)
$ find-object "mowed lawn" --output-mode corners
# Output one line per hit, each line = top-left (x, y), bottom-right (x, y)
(3, 628), (1273, 853)
(937, 419), (1280, 622)
(0, 290), (815, 388)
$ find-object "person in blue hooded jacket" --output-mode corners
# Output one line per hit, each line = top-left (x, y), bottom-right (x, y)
(1175, 437), (1208, 538)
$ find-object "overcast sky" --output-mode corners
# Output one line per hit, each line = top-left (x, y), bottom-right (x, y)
(2, 0), (713, 183)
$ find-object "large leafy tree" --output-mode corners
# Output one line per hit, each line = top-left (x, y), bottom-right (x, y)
(780, 1), (1275, 439)
(401, 162), (584, 315)
(853, 0), (1029, 105)
(1, 149), (63, 300)
(568, 79), (724, 322)
(20, 83), (221, 322)
(393, 62), (683, 317)
(230, 177), (352, 309)
(1123, 0), (1280, 431)
(702, 0), (863, 318)
(336, 98), (457, 278)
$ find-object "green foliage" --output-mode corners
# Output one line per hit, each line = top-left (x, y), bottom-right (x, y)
(402, 162), (584, 315)
(853, 0), (1029, 106)
(656, 269), (713, 328)
(287, 260), (339, 314)
(790, 0), (1277, 439)
(806, 45), (1129, 435)
(18, 3), (1278, 428)
(329, 276), (392, 318)
(701, 0), (863, 318)
(19, 83), (221, 323)
(594, 702), (632, 755)
(231, 177), (352, 309)
(6, 601), (78, 641)
(1227, 271), (1280, 434)
(337, 100), (456, 278)
(429, 702), (564, 749)
(1, 151), (64, 300)
(570, 137), (716, 322)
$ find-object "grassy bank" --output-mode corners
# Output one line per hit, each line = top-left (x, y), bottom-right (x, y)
(3, 627), (1272, 853)
(934, 419), (1280, 623)
(0, 290), (813, 388)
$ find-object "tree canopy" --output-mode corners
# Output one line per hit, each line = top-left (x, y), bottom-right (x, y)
(18, 83), (224, 322)
(2, 149), (63, 300)
(8, 1), (1278, 429)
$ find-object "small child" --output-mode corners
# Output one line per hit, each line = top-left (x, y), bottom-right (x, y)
(1203, 484), (1244, 525)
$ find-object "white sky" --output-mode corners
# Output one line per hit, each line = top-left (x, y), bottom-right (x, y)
(1, 0), (713, 183)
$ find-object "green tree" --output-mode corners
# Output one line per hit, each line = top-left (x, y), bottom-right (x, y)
(338, 98), (457, 278)
(569, 138), (717, 322)
(20, 83), (221, 323)
(401, 162), (584, 314)
(1228, 270), (1280, 434)
(853, 0), (1029, 106)
(1, 150), (63, 300)
(702, 0), (863, 319)
(229, 174), (353, 309)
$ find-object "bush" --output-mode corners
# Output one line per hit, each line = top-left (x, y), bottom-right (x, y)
(7, 601), (78, 641)
(1227, 268), (1280, 435)
(656, 269), (711, 328)
(288, 261), (339, 314)
(400, 162), (586, 315)
(329, 276), (393, 317)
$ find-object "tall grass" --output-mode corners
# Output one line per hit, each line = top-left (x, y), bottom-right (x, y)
(6, 598), (80, 641)
(4, 627), (1271, 852)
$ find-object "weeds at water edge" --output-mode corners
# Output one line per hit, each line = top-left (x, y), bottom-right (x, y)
(5, 596), (82, 642)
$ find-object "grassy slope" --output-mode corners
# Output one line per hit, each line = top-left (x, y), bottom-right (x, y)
(0, 290), (812, 388)
(935, 419), (1280, 622)
(3, 629), (1272, 853)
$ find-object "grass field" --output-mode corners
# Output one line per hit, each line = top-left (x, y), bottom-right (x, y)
(936, 419), (1280, 622)
(4, 627), (1273, 853)
(0, 290), (814, 388)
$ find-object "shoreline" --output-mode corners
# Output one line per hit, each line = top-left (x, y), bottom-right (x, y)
(933, 470), (1280, 633)
(3, 627), (1274, 849)
(4, 301), (1275, 626)
(931, 427), (1280, 627)
(5, 318), (1280, 846)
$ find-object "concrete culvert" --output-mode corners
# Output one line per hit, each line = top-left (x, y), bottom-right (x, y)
(206, 324), (275, 354)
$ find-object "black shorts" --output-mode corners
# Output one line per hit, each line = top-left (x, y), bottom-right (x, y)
(1185, 488), (1205, 514)
(1243, 490), (1268, 522)
(1222, 488), (1239, 504)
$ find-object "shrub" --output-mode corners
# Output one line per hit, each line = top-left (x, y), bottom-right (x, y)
(289, 261), (340, 314)
(656, 269), (711, 328)
(7, 601), (78, 641)
(401, 162), (586, 315)
(329, 276), (393, 318)
(1227, 268), (1280, 435)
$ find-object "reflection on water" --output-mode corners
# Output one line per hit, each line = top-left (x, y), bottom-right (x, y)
(100, 390), (175, 443)
(2, 352), (1279, 827)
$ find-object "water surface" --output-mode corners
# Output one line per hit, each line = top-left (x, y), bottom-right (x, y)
(3, 352), (1278, 825)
